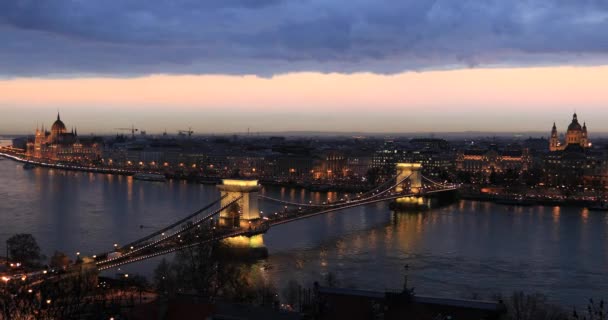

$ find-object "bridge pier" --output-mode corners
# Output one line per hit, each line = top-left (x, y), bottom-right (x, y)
(395, 163), (422, 194)
(216, 179), (268, 258)
(220, 234), (268, 260)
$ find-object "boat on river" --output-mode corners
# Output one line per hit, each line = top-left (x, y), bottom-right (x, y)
(133, 173), (166, 182)
(588, 201), (608, 211)
(495, 197), (536, 206)
(23, 163), (36, 170)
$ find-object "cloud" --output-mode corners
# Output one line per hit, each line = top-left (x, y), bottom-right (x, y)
(1, 0), (608, 77)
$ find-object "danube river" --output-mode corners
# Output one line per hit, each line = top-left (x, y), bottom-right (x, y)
(1, 152), (607, 307)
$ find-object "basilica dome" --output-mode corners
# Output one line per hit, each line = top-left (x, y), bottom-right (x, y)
(567, 113), (582, 131)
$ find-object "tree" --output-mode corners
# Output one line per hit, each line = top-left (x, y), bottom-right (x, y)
(282, 279), (301, 309)
(49, 251), (71, 270)
(153, 258), (177, 297)
(502, 291), (566, 320)
(6, 233), (44, 267)
(323, 272), (340, 288)
(155, 241), (278, 305)
(572, 299), (606, 320)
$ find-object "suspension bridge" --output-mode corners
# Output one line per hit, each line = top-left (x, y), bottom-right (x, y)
(14, 163), (457, 280)
(90, 163), (457, 271)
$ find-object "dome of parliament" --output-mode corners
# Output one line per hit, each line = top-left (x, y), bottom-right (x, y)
(51, 113), (67, 133)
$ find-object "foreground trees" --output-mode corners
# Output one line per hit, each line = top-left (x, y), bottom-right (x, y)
(153, 242), (278, 306)
(6, 233), (45, 267)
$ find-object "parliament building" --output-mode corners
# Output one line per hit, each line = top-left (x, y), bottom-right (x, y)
(26, 113), (102, 162)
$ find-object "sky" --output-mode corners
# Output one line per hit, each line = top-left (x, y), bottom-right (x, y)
(1, 0), (608, 134)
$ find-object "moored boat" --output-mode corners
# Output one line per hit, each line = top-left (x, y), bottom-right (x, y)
(23, 163), (36, 170)
(588, 201), (608, 211)
(133, 172), (166, 182)
(495, 197), (536, 206)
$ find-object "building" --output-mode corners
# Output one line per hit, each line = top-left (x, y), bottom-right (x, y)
(316, 286), (505, 320)
(313, 150), (347, 179)
(543, 113), (605, 189)
(455, 145), (531, 181)
(549, 113), (591, 151)
(26, 113), (101, 162)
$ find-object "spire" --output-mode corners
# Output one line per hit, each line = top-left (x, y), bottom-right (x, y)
(57, 112), (60, 121)
(74, 127), (77, 136)
(573, 112), (577, 121)
(552, 122), (556, 130)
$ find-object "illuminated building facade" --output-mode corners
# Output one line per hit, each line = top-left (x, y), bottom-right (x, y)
(26, 113), (101, 162)
(543, 113), (603, 189)
(549, 113), (591, 151)
(456, 147), (530, 175)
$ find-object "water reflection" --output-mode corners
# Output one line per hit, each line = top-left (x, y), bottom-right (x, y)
(0, 160), (607, 307)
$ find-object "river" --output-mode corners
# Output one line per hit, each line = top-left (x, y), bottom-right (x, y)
(0, 148), (607, 308)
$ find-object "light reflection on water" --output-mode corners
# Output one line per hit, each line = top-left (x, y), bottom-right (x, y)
(0, 158), (607, 306)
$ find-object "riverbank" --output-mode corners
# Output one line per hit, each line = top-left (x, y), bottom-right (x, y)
(0, 152), (136, 175)
(0, 151), (372, 193)
(460, 191), (602, 209)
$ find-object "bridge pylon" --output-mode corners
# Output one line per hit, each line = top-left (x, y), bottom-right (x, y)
(217, 179), (261, 228)
(395, 163), (422, 194)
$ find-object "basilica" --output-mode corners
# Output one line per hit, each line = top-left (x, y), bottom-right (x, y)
(26, 113), (102, 162)
(549, 113), (591, 151)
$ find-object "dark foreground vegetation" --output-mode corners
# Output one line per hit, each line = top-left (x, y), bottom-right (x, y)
(1, 233), (605, 319)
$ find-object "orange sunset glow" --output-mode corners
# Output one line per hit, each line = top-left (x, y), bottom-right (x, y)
(2, 66), (608, 134)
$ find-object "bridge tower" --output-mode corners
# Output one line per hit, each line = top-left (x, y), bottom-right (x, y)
(217, 179), (261, 227)
(395, 163), (422, 194)
(217, 179), (267, 257)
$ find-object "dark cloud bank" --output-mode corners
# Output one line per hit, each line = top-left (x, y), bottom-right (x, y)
(1, 0), (608, 77)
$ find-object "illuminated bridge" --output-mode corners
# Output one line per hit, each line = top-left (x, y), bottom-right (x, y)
(91, 163), (457, 271)
(1, 159), (457, 278)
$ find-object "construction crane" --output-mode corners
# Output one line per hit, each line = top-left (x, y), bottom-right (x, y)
(114, 125), (138, 139)
(178, 128), (193, 138)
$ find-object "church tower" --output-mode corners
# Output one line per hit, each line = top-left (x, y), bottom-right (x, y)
(549, 122), (559, 151)
(34, 125), (45, 158)
(581, 122), (589, 147)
